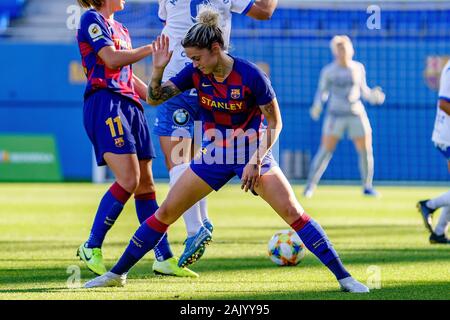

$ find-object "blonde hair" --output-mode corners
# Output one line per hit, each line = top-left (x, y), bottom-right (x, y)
(181, 7), (224, 50)
(330, 35), (355, 58)
(77, 0), (104, 9)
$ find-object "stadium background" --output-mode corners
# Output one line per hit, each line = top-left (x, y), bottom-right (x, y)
(0, 0), (449, 183)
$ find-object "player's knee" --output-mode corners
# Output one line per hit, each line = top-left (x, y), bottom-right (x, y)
(118, 173), (140, 194)
(136, 175), (156, 193)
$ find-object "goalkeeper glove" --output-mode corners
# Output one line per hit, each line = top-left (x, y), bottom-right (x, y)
(368, 87), (385, 105)
(309, 103), (323, 121)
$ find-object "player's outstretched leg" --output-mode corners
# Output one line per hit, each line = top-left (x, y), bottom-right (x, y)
(77, 181), (131, 275)
(134, 159), (198, 277)
(84, 215), (170, 288)
(169, 163), (213, 268)
(135, 192), (198, 277)
(256, 167), (369, 293)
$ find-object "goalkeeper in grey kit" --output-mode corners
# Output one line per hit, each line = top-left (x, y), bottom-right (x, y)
(304, 35), (385, 198)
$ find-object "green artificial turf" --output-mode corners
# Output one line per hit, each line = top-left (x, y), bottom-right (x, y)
(0, 183), (449, 300)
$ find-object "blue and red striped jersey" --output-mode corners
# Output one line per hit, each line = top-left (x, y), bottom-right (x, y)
(170, 56), (276, 148)
(77, 9), (141, 108)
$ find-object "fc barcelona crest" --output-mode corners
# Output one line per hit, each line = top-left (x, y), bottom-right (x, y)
(114, 137), (125, 148)
(230, 88), (241, 99)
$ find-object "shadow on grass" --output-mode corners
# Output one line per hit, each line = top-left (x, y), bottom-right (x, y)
(0, 245), (448, 288)
(187, 281), (450, 300)
(1, 280), (448, 300)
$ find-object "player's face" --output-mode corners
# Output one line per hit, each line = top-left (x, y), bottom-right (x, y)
(185, 47), (219, 75)
(334, 43), (353, 64)
(335, 44), (347, 62)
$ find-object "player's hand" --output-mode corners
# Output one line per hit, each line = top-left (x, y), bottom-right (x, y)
(241, 162), (261, 193)
(151, 34), (172, 70)
(368, 87), (385, 105)
(309, 103), (322, 121)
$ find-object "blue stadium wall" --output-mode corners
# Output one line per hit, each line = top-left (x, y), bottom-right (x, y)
(1, 12), (449, 182)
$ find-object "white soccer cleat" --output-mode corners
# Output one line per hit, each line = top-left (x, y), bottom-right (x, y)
(84, 271), (127, 288)
(338, 276), (370, 293)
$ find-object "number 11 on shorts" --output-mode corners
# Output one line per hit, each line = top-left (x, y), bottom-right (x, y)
(105, 116), (124, 137)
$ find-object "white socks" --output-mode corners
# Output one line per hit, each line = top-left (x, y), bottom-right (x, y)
(426, 191), (450, 210)
(169, 163), (207, 237)
(199, 197), (209, 222)
(424, 191), (450, 236)
(435, 206), (450, 236)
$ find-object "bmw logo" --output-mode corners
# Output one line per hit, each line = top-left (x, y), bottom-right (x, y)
(172, 109), (190, 126)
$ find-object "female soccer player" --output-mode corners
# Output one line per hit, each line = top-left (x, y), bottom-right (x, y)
(84, 9), (369, 293)
(417, 59), (450, 244)
(304, 35), (385, 198)
(154, 0), (278, 268)
(76, 0), (197, 278)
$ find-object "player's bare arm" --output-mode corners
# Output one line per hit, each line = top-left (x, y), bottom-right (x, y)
(145, 35), (178, 105)
(242, 98), (282, 192)
(438, 99), (450, 116)
(133, 74), (148, 101)
(146, 80), (181, 106)
(255, 98), (283, 161)
(98, 45), (153, 70)
(247, 0), (278, 20)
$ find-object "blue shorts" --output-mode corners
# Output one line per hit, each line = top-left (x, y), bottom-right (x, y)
(152, 90), (200, 138)
(190, 150), (278, 191)
(435, 143), (450, 160)
(84, 90), (155, 166)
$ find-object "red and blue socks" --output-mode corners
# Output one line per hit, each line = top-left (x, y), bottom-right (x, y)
(135, 192), (173, 261)
(86, 182), (131, 249)
(291, 213), (351, 280)
(111, 215), (168, 275)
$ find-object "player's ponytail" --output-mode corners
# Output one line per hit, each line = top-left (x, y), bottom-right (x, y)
(77, 0), (104, 9)
(181, 7), (225, 50)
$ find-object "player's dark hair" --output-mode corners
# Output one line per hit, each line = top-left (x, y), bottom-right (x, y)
(77, 0), (104, 9)
(181, 7), (225, 50)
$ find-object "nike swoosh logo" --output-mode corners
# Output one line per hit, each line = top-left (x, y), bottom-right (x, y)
(202, 83), (212, 87)
(83, 248), (92, 261)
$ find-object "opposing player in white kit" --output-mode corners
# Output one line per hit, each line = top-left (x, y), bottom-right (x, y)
(152, 0), (278, 269)
(417, 60), (450, 244)
(304, 35), (385, 198)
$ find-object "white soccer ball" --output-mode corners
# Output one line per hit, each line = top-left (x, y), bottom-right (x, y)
(267, 230), (306, 266)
